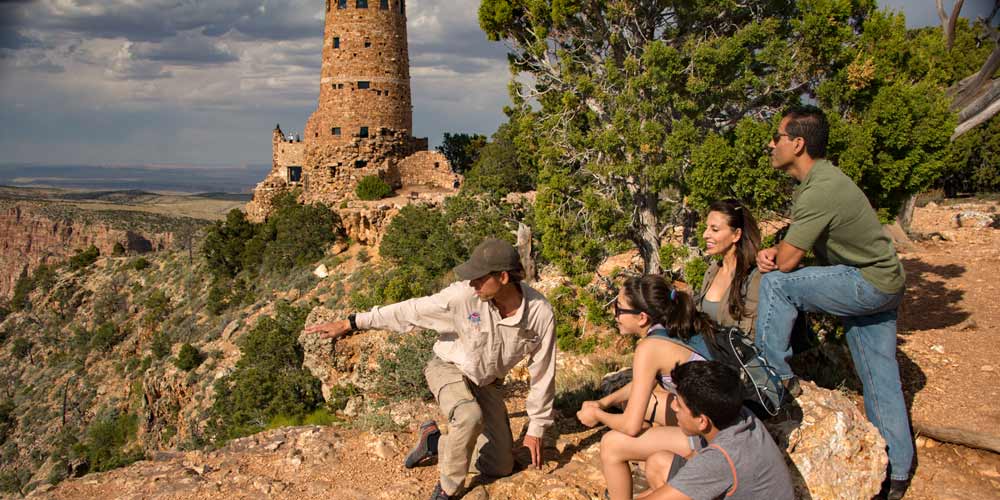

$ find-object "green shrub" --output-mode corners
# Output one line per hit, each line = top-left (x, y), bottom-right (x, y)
(142, 289), (171, 327)
(72, 410), (144, 473)
(348, 265), (439, 311)
(373, 329), (437, 401)
(10, 267), (32, 312)
(11, 338), (32, 360)
(461, 125), (535, 196)
(302, 408), (336, 426)
(0, 468), (30, 495)
(0, 303), (8, 323)
(684, 258), (709, 292)
(130, 257), (150, 271)
(112, 242), (126, 257)
(0, 399), (14, 445)
(90, 323), (126, 352)
(355, 175), (393, 200)
(151, 331), (171, 359)
(67, 245), (100, 272)
(174, 343), (203, 372)
(207, 302), (324, 444)
(380, 204), (466, 277)
(326, 383), (360, 412)
(32, 263), (57, 293)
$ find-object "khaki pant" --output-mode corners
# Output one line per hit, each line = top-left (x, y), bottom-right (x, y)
(424, 356), (514, 495)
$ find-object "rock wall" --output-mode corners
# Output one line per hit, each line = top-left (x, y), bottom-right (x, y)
(397, 151), (456, 190)
(0, 204), (177, 298)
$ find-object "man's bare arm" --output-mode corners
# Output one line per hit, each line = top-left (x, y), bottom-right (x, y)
(775, 241), (806, 272)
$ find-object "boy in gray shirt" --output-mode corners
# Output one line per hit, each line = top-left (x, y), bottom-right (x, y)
(640, 361), (794, 500)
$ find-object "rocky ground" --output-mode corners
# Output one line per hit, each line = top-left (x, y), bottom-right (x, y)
(27, 200), (1000, 500)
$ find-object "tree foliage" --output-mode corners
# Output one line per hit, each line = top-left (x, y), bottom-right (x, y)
(208, 302), (324, 444)
(437, 132), (488, 174)
(380, 204), (466, 276)
(461, 123), (537, 197)
(72, 410), (144, 473)
(202, 193), (341, 312)
(174, 343), (204, 372)
(355, 175), (394, 200)
(479, 0), (956, 274)
(67, 245), (100, 272)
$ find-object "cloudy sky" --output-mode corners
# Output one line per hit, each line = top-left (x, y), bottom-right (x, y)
(0, 0), (994, 168)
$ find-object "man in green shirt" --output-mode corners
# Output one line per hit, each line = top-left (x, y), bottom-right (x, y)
(755, 105), (912, 500)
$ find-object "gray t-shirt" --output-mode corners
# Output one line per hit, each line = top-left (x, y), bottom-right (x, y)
(669, 408), (794, 500)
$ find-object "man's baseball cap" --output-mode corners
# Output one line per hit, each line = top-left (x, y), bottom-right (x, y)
(453, 238), (523, 280)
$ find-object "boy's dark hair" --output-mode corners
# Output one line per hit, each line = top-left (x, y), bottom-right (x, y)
(782, 105), (829, 159)
(672, 360), (744, 429)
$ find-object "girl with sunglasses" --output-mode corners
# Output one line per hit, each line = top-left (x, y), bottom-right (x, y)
(576, 275), (715, 500)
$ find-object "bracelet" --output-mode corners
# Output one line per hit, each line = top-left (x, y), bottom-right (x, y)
(347, 313), (358, 331)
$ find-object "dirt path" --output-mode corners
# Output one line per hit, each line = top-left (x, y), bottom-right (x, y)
(897, 200), (1000, 499)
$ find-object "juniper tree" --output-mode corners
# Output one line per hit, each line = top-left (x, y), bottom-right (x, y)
(480, 0), (955, 274)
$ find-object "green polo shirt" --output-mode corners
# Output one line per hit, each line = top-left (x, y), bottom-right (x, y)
(783, 159), (905, 294)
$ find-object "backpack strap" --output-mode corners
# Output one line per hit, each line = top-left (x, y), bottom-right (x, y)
(707, 443), (738, 497)
(646, 328), (694, 351)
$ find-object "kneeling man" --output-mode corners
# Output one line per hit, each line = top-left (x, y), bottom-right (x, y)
(306, 238), (556, 499)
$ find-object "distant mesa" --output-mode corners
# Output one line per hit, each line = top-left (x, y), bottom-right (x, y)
(245, 0), (460, 222)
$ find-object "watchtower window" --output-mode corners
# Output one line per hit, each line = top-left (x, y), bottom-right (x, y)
(332, 127), (341, 136)
(364, 38), (371, 48)
(357, 81), (370, 89)
(333, 37), (340, 48)
(399, 0), (405, 13)
(287, 166), (303, 183)
(380, 0), (389, 8)
(434, 162), (440, 169)
(376, 90), (382, 96)
(355, 160), (367, 169)
(337, 0), (346, 8)
(385, 90), (390, 96)
(356, 0), (367, 7)
(359, 126), (369, 138)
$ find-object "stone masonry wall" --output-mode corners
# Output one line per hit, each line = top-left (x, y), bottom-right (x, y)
(305, 0), (412, 145)
(397, 151), (457, 189)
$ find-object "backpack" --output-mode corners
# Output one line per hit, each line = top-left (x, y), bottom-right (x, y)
(705, 325), (787, 417)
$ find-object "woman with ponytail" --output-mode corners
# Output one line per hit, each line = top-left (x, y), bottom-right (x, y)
(697, 199), (762, 338)
(576, 275), (716, 500)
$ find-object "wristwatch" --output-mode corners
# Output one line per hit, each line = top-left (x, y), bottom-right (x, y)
(347, 313), (358, 331)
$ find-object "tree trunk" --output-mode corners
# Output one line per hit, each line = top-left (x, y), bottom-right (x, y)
(515, 222), (537, 282)
(898, 194), (918, 233)
(634, 193), (662, 275)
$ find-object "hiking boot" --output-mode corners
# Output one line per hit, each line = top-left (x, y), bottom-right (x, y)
(404, 420), (440, 469)
(783, 377), (802, 399)
(429, 482), (450, 500)
(886, 478), (910, 500)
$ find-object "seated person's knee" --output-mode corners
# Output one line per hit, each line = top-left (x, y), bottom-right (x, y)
(645, 451), (675, 487)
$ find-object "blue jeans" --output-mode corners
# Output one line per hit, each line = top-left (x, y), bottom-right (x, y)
(754, 265), (913, 480)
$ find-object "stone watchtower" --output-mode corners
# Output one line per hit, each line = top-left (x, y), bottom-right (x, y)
(246, 0), (459, 224)
(304, 0), (413, 143)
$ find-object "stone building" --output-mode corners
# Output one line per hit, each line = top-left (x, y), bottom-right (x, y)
(245, 0), (459, 223)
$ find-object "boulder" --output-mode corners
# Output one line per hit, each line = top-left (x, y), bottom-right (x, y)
(768, 381), (887, 499)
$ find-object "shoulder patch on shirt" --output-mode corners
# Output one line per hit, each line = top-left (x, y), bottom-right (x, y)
(468, 312), (481, 327)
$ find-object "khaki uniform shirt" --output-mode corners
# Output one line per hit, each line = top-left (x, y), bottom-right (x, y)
(784, 159), (905, 294)
(356, 281), (556, 438)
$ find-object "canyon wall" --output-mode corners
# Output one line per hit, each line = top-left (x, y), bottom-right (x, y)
(0, 202), (188, 298)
